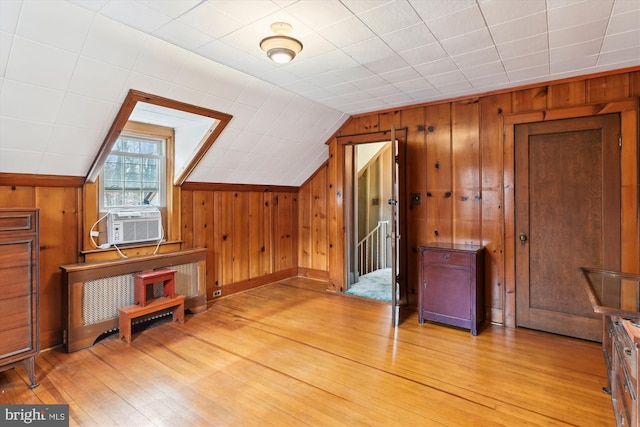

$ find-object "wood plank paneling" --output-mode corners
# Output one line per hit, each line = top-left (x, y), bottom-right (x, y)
(311, 165), (328, 272)
(587, 74), (630, 102)
(233, 192), (250, 283)
(512, 86), (547, 112)
(548, 81), (586, 108)
(249, 192), (265, 278)
(425, 103), (453, 244)
(479, 94), (511, 325)
(451, 100), (481, 245)
(35, 187), (78, 348)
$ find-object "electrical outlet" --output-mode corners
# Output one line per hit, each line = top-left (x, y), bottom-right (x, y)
(213, 290), (222, 297)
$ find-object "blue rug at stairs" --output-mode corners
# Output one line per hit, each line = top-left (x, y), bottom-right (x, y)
(345, 268), (396, 303)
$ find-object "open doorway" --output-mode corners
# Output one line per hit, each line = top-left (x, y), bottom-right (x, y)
(344, 141), (398, 304)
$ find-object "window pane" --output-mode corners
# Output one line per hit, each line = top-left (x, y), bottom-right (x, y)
(101, 134), (165, 209)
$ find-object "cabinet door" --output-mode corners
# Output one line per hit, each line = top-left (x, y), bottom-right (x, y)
(422, 264), (471, 321)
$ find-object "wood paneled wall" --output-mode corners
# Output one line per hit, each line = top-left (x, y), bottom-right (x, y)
(300, 67), (640, 328)
(1, 68), (638, 350)
(0, 177), (82, 350)
(180, 184), (299, 300)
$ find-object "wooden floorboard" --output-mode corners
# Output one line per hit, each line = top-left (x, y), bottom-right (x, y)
(1, 277), (613, 426)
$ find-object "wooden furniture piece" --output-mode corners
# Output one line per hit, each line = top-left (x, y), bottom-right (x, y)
(0, 209), (39, 388)
(418, 243), (485, 336)
(118, 295), (185, 343)
(60, 248), (207, 352)
(582, 268), (640, 427)
(134, 268), (176, 306)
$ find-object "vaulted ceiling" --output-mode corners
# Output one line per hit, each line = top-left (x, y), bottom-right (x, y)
(1, 0), (639, 186)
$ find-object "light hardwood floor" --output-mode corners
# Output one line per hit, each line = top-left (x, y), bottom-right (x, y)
(1, 278), (613, 426)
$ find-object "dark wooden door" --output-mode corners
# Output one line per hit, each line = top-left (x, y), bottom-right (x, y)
(515, 115), (621, 341)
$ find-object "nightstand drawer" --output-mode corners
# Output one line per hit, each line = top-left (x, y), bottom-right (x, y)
(421, 250), (473, 267)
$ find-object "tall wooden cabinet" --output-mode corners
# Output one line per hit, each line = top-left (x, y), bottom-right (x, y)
(0, 209), (39, 388)
(418, 243), (485, 336)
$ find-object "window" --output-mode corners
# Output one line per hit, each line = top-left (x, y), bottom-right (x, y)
(100, 133), (165, 210)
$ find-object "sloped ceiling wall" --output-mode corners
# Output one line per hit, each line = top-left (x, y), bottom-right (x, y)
(0, 1), (348, 186)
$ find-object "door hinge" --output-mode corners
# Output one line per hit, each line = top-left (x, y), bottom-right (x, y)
(63, 329), (67, 344)
(388, 198), (397, 205)
(619, 135), (622, 150)
(395, 154), (399, 164)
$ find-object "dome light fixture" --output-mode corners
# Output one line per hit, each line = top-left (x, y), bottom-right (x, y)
(260, 22), (303, 64)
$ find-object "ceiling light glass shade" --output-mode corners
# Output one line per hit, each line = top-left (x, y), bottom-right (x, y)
(260, 35), (303, 64)
(260, 22), (303, 64)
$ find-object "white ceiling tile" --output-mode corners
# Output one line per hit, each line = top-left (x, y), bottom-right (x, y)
(226, 102), (259, 130)
(479, 0), (546, 26)
(381, 23), (436, 53)
(461, 61), (505, 79)
(208, 69), (252, 102)
(410, 0), (477, 20)
(0, 0), (22, 33)
(245, 109), (280, 134)
(237, 80), (274, 109)
(602, 29), (640, 52)
(99, 0), (172, 33)
(6, 37), (78, 90)
(440, 28), (494, 56)
(340, 0), (395, 15)
(0, 32), (12, 77)
(414, 57), (459, 77)
(176, 58), (221, 94)
(508, 64), (550, 82)
(425, 5), (486, 40)
(343, 37), (394, 64)
(317, 16), (375, 48)
(550, 39), (603, 63)
(178, 2), (243, 39)
(286, 0), (352, 29)
(607, 9), (640, 35)
(228, 131), (260, 153)
(548, 0), (614, 30)
(0, 148), (43, 173)
(496, 33), (548, 59)
(549, 19), (609, 48)
(503, 50), (549, 72)
(0, 117), (53, 151)
(17, 0), (93, 53)
(120, 72), (172, 100)
(551, 54), (598, 74)
(469, 71), (510, 88)
(68, 57), (129, 101)
(0, 79), (65, 123)
(56, 93), (116, 130)
(427, 69), (469, 86)
(598, 46), (640, 66)
(165, 85), (206, 106)
(208, 0), (281, 25)
(152, 20), (214, 52)
(139, 0), (201, 17)
(488, 12), (547, 44)
(379, 67), (422, 84)
(83, 15), (148, 69)
(452, 47), (501, 69)
(399, 42), (448, 66)
(46, 125), (101, 155)
(357, 0), (423, 35)
(133, 37), (189, 82)
(38, 151), (91, 175)
(612, 0), (640, 14)
(69, 0), (109, 12)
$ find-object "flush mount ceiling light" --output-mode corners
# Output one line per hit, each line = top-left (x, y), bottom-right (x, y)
(260, 22), (303, 64)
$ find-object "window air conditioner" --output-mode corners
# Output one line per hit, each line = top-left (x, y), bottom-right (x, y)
(107, 208), (162, 245)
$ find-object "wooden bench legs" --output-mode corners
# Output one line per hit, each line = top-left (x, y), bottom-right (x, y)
(117, 295), (185, 343)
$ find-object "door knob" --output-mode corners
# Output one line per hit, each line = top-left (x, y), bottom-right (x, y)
(519, 233), (527, 247)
